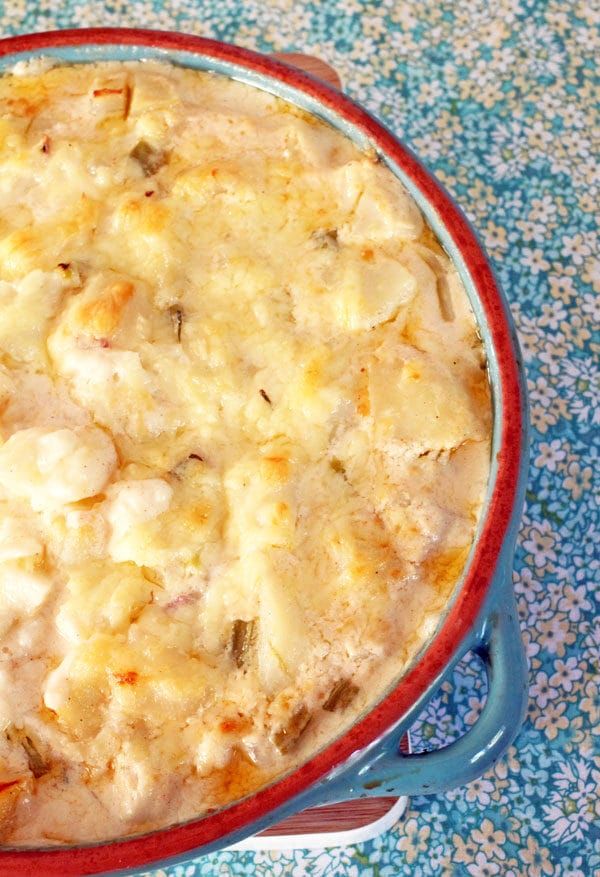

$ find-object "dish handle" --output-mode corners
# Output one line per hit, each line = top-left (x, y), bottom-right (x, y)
(324, 591), (527, 799)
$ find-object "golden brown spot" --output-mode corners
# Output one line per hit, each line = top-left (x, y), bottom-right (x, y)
(356, 366), (370, 416)
(261, 455), (290, 483)
(404, 362), (422, 380)
(0, 227), (44, 280)
(219, 716), (252, 735)
(422, 544), (470, 595)
(184, 504), (210, 527)
(467, 367), (492, 412)
(113, 670), (139, 686)
(206, 748), (268, 803)
(67, 493), (106, 511)
(301, 353), (326, 394)
(2, 97), (38, 117)
(77, 280), (134, 336)
(361, 247), (375, 262)
(141, 567), (162, 587)
(274, 502), (291, 525)
(116, 197), (170, 236)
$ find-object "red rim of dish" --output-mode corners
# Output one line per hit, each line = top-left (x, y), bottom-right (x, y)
(0, 28), (525, 877)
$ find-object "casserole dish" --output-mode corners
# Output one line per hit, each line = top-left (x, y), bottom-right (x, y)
(0, 28), (528, 877)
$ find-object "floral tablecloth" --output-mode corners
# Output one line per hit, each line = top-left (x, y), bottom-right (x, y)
(2, 1), (598, 874)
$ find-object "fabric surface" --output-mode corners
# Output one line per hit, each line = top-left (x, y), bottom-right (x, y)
(1, 1), (598, 874)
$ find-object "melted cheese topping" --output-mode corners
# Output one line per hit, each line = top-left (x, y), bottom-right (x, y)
(0, 61), (491, 845)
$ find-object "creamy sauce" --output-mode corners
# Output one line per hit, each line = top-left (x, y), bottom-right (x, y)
(0, 61), (491, 845)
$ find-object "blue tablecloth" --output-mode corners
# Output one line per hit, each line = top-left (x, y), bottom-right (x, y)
(3, 2), (598, 874)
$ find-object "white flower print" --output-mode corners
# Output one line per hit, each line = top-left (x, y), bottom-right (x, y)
(467, 851), (501, 876)
(534, 439), (567, 472)
(514, 565), (544, 601)
(299, 849), (359, 877)
(465, 777), (495, 807)
(535, 700), (570, 740)
(530, 671), (558, 709)
(557, 583), (593, 621)
(549, 657), (583, 692)
(537, 613), (577, 657)
(465, 694), (485, 726)
(522, 247), (551, 275)
(523, 521), (558, 569)
(518, 835), (554, 876)
(526, 119), (553, 151)
(489, 118), (531, 180)
(527, 597), (555, 626)
(580, 291), (600, 321)
(541, 759), (597, 842)
(538, 301), (568, 331)
(528, 375), (558, 409)
(561, 233), (593, 266)
(396, 818), (431, 864)
(529, 195), (557, 224)
(562, 460), (593, 500)
(470, 818), (507, 860)
(557, 856), (587, 877)
(578, 663), (599, 708)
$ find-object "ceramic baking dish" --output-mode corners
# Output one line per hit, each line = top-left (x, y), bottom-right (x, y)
(0, 28), (529, 877)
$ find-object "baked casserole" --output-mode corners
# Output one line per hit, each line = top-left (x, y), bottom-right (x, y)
(0, 60), (491, 844)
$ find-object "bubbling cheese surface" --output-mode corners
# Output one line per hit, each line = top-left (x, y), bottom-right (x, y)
(0, 61), (491, 845)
